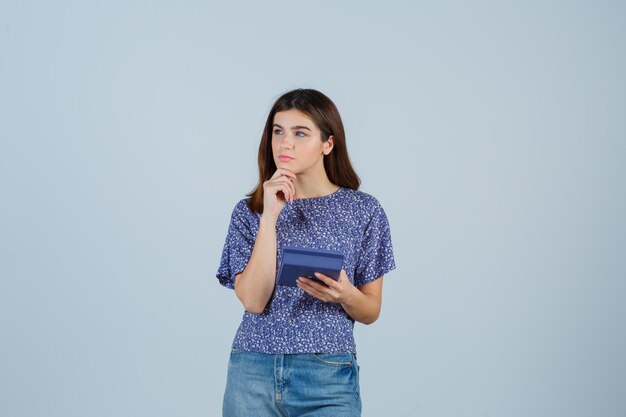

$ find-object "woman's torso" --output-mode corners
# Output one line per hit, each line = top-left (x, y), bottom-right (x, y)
(227, 186), (391, 354)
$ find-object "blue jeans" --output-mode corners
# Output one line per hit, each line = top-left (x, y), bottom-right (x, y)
(223, 349), (362, 417)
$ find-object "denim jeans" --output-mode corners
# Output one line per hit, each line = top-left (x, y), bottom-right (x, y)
(223, 349), (362, 417)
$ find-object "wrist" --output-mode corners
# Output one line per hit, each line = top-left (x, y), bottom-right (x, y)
(340, 284), (360, 306)
(260, 213), (278, 226)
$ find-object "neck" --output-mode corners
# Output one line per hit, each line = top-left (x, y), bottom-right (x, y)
(293, 173), (339, 199)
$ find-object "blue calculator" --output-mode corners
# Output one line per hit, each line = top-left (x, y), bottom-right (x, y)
(277, 246), (345, 287)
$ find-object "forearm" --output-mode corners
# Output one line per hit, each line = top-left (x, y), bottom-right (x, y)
(234, 215), (278, 313)
(340, 288), (382, 325)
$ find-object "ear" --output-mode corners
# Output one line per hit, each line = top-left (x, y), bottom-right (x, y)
(323, 135), (334, 155)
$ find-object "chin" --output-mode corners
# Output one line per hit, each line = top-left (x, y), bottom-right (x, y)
(277, 161), (298, 171)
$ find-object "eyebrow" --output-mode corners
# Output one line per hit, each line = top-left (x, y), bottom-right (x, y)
(272, 123), (312, 132)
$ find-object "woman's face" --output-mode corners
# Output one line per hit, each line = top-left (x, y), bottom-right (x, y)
(271, 109), (333, 174)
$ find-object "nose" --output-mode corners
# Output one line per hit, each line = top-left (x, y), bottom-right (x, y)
(279, 133), (295, 149)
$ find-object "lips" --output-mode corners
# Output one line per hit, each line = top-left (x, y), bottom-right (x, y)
(279, 155), (294, 161)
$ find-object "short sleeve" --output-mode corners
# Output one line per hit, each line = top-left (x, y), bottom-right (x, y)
(354, 201), (396, 287)
(216, 200), (258, 289)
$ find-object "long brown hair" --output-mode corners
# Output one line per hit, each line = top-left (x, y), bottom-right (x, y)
(246, 88), (361, 214)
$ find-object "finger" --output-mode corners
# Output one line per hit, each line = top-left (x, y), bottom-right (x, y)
(280, 168), (297, 179)
(270, 171), (296, 199)
(314, 272), (338, 288)
(298, 276), (327, 290)
(281, 179), (294, 202)
(267, 179), (292, 201)
(337, 269), (349, 283)
(288, 180), (296, 201)
(282, 183), (292, 202)
(297, 277), (327, 296)
(273, 168), (297, 180)
(297, 279), (328, 301)
(283, 179), (295, 202)
(275, 178), (295, 202)
(299, 277), (337, 299)
(271, 168), (288, 180)
(276, 175), (296, 200)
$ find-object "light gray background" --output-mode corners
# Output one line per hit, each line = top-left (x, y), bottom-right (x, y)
(1, 1), (624, 416)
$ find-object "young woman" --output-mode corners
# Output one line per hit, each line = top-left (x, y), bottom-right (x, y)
(216, 88), (396, 417)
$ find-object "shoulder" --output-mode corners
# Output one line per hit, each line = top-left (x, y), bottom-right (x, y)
(233, 198), (251, 213)
(229, 198), (259, 222)
(340, 187), (385, 218)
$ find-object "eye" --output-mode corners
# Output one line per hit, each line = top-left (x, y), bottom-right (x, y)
(295, 131), (306, 137)
(273, 129), (283, 135)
